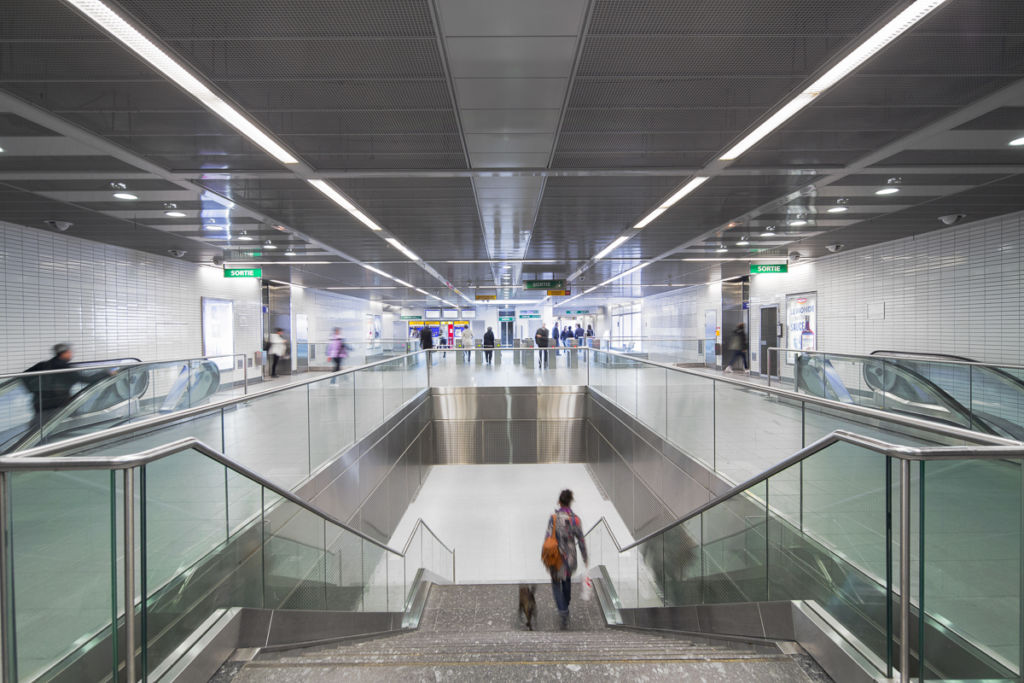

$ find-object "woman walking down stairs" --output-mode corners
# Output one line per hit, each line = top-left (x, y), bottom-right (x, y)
(215, 584), (829, 681)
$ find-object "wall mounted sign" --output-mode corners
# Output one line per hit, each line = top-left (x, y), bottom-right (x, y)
(786, 292), (817, 363)
(547, 289), (571, 296)
(475, 294), (496, 300)
(750, 264), (788, 274)
(223, 268), (262, 278)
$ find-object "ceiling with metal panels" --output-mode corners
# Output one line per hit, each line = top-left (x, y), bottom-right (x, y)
(0, 0), (1022, 308)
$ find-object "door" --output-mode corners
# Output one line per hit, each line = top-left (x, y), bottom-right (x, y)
(760, 305), (779, 376)
(500, 321), (514, 346)
(703, 310), (717, 367)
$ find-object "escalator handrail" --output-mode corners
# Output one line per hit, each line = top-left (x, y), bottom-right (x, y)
(0, 355), (240, 381)
(872, 349), (1024, 393)
(6, 349), (431, 459)
(584, 428), (1024, 553)
(0, 435), (453, 558)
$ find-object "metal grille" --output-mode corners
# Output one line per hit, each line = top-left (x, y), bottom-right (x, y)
(435, 422), (480, 465)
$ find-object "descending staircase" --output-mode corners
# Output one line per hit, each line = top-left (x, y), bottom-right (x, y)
(221, 584), (828, 681)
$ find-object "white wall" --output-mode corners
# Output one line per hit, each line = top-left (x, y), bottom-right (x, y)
(0, 220), (262, 374)
(641, 209), (1024, 367)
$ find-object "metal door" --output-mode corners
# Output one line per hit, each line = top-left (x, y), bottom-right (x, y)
(760, 306), (779, 376)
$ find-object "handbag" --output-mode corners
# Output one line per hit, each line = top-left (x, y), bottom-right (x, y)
(541, 514), (562, 571)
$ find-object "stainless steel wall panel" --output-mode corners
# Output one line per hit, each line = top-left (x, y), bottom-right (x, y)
(660, 458), (711, 519)
(435, 421), (481, 464)
(613, 454), (635, 532)
(632, 432), (661, 498)
(536, 420), (586, 463)
(633, 479), (673, 539)
(508, 420), (538, 464)
(482, 421), (513, 463)
(536, 391), (586, 419)
(359, 481), (390, 542)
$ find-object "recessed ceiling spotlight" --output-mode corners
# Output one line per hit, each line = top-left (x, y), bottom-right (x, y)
(284, 248), (296, 256)
(827, 206), (848, 213)
(113, 191), (137, 200)
(165, 210), (186, 217)
(715, 244), (728, 253)
(1008, 136), (1024, 146)
(760, 226), (777, 237)
(264, 240), (276, 250)
(789, 219), (808, 227)
(736, 236), (750, 246)
(237, 231), (253, 241)
(0, 145), (4, 153)
(877, 176), (902, 195)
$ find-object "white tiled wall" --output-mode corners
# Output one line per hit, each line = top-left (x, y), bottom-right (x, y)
(642, 209), (1024, 367)
(291, 286), (376, 344)
(0, 221), (263, 374)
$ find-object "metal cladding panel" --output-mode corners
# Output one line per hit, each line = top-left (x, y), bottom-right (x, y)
(612, 454), (635, 533)
(633, 479), (672, 540)
(434, 421), (481, 464)
(536, 420), (586, 463)
(482, 421), (513, 464)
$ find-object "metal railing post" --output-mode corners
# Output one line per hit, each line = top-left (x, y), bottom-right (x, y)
(0, 471), (12, 683)
(243, 354), (248, 395)
(123, 468), (137, 683)
(899, 457), (911, 683)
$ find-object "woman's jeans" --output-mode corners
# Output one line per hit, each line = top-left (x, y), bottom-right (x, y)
(551, 577), (572, 615)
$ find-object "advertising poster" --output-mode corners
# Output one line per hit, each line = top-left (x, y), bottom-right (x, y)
(785, 292), (817, 363)
(201, 297), (234, 371)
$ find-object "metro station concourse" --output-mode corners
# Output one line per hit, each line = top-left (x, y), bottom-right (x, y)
(0, 1), (1023, 682)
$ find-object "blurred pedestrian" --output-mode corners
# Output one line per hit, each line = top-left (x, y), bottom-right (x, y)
(327, 327), (349, 372)
(268, 328), (287, 377)
(534, 323), (550, 367)
(483, 326), (495, 364)
(543, 489), (588, 630)
(725, 322), (749, 374)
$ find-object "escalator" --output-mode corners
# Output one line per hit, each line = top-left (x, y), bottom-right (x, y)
(793, 351), (1024, 439)
(0, 358), (221, 452)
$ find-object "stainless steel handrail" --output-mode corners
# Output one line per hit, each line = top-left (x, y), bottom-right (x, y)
(0, 353), (245, 379)
(0, 434), (454, 683)
(766, 346), (1024, 372)
(7, 350), (429, 459)
(580, 428), (1024, 683)
(586, 347), (1021, 448)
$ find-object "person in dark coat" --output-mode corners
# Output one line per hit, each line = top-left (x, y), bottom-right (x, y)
(482, 326), (495, 364)
(725, 322), (749, 373)
(552, 323), (561, 357)
(575, 324), (584, 342)
(23, 343), (106, 421)
(534, 323), (550, 367)
(419, 326), (434, 364)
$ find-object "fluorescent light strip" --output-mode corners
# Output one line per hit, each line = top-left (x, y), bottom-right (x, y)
(224, 261), (333, 265)
(269, 279), (305, 289)
(594, 234), (631, 261)
(720, 0), (948, 161)
(394, 279), (413, 288)
(361, 263), (392, 278)
(385, 238), (421, 261)
(66, 0), (298, 165)
(307, 180), (383, 231)
(599, 262), (649, 287)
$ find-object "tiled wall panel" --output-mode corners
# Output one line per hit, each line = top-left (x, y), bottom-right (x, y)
(643, 210), (1024, 367)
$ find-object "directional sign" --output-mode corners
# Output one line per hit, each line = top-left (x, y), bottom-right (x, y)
(524, 279), (565, 290)
(224, 268), (262, 278)
(750, 263), (788, 274)
(547, 289), (571, 296)
(475, 294), (497, 301)
(400, 315), (422, 320)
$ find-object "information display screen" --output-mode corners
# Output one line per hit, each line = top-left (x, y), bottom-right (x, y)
(425, 308), (441, 319)
(442, 309), (458, 319)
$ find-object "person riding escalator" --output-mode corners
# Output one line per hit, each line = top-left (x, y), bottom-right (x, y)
(23, 344), (112, 423)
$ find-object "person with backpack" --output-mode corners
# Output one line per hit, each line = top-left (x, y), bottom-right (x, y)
(541, 489), (588, 630)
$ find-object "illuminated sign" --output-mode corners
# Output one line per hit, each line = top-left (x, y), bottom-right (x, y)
(223, 268), (262, 278)
(751, 264), (788, 274)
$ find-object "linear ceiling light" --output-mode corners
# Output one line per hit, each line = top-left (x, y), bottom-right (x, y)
(307, 180), (382, 231)
(66, 0), (299, 165)
(719, 0), (949, 161)
(394, 279), (413, 288)
(594, 235), (632, 261)
(385, 238), (421, 261)
(362, 263), (392, 278)
(599, 262), (649, 287)
(634, 177), (710, 228)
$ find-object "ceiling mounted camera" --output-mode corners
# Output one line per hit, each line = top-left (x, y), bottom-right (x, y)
(167, 249), (187, 258)
(825, 244), (845, 253)
(938, 213), (966, 226)
(788, 251), (802, 263)
(44, 220), (73, 232)
(211, 256), (224, 266)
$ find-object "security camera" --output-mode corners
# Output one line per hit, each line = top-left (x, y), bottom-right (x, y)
(211, 255), (224, 266)
(44, 220), (73, 232)
(167, 249), (187, 258)
(825, 243), (845, 253)
(788, 251), (802, 262)
(938, 213), (966, 226)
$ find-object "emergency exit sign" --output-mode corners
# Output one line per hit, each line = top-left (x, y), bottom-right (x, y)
(224, 268), (262, 278)
(750, 264), (788, 274)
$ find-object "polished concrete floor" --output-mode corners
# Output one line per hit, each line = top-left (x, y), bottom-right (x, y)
(389, 463), (632, 585)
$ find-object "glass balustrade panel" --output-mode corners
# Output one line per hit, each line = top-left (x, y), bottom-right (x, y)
(665, 371), (715, 470)
(354, 366), (384, 441)
(262, 499), (327, 611)
(714, 385), (802, 484)
(700, 482), (767, 605)
(307, 374), (356, 472)
(223, 387), (311, 490)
